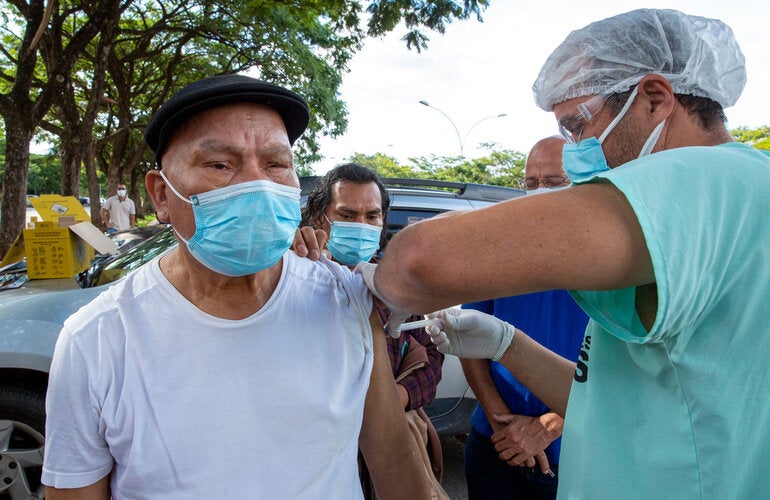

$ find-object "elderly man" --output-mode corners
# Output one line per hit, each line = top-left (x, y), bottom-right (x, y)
(42, 75), (431, 499)
(362, 9), (770, 498)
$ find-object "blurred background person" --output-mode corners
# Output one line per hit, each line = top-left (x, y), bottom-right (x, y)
(100, 182), (136, 233)
(461, 137), (589, 500)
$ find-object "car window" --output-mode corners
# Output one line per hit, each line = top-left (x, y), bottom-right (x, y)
(93, 228), (177, 286)
(384, 208), (445, 244)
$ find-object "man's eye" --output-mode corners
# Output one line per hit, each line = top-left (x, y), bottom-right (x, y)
(203, 161), (229, 170)
(266, 164), (293, 179)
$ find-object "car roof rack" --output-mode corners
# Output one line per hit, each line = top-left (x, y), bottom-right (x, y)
(299, 176), (521, 202)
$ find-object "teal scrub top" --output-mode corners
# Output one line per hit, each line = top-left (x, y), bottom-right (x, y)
(558, 143), (770, 499)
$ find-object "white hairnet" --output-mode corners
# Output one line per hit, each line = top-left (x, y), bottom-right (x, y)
(532, 9), (746, 111)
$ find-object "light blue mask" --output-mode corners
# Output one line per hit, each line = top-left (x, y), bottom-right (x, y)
(562, 86), (665, 183)
(160, 171), (301, 276)
(326, 218), (382, 267)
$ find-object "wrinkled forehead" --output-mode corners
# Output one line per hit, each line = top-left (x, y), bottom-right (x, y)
(162, 103), (291, 164)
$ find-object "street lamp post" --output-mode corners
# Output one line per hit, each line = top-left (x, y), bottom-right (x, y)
(419, 100), (506, 156)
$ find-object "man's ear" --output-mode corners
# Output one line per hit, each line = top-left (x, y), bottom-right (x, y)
(637, 74), (675, 120)
(145, 170), (170, 223)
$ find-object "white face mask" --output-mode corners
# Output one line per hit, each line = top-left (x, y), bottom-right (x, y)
(117, 189), (127, 196)
(527, 186), (569, 196)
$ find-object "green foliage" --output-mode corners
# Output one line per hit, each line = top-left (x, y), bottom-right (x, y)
(366, 0), (489, 51)
(341, 146), (527, 187)
(731, 126), (770, 150)
(0, 0), (491, 202)
(295, 162), (316, 177)
(345, 152), (428, 179)
(27, 154), (62, 195)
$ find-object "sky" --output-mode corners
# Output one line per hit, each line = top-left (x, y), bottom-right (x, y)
(313, 0), (770, 173)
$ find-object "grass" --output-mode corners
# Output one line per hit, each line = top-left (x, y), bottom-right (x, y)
(136, 214), (158, 227)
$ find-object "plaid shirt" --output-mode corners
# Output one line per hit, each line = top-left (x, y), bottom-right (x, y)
(374, 303), (444, 411)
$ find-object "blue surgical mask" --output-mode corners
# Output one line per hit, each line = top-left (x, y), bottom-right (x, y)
(325, 217), (382, 267)
(160, 171), (301, 276)
(562, 86), (665, 183)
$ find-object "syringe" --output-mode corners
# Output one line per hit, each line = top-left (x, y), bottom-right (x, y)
(397, 318), (436, 331)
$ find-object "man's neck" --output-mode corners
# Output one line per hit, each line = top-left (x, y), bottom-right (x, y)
(664, 107), (734, 149)
(159, 248), (284, 320)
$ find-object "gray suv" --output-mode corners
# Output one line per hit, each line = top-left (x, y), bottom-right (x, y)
(0, 178), (523, 498)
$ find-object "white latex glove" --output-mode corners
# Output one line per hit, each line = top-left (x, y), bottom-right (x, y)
(426, 308), (515, 361)
(354, 261), (412, 338)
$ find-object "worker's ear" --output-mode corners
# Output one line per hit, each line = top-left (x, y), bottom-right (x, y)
(636, 74), (675, 120)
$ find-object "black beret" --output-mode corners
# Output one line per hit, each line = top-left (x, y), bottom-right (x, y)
(145, 74), (310, 164)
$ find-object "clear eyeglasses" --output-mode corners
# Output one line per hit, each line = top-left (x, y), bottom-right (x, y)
(518, 176), (570, 190)
(557, 93), (609, 144)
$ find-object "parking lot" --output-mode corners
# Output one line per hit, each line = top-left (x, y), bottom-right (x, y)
(440, 434), (468, 498)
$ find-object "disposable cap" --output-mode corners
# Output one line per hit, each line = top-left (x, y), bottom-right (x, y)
(532, 9), (746, 111)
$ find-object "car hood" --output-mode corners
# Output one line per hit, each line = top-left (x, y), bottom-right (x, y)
(0, 281), (108, 373)
(0, 281), (105, 321)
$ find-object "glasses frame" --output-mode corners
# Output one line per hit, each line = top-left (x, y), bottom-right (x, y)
(557, 93), (610, 144)
(518, 176), (570, 191)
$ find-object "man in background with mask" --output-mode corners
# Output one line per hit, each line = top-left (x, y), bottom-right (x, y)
(301, 163), (446, 498)
(461, 136), (588, 499)
(360, 9), (770, 498)
(42, 75), (431, 499)
(100, 182), (135, 233)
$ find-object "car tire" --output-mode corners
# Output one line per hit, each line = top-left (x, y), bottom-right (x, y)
(0, 385), (46, 499)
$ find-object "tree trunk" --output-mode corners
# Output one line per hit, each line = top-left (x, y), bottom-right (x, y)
(0, 127), (35, 257)
(84, 142), (103, 227)
(59, 129), (85, 197)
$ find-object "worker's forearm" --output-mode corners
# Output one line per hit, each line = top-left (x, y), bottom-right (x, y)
(496, 331), (575, 417)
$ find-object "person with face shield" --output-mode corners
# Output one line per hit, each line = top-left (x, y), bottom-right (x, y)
(42, 75), (432, 499)
(302, 163), (447, 499)
(460, 137), (589, 499)
(359, 9), (770, 498)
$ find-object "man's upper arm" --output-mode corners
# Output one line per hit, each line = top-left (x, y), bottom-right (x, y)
(375, 183), (654, 313)
(360, 310), (412, 448)
(359, 311), (432, 498)
(46, 474), (110, 499)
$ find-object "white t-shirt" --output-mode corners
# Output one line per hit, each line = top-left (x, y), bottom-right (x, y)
(43, 252), (374, 499)
(103, 195), (135, 231)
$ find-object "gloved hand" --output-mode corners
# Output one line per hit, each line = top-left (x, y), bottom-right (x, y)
(426, 308), (515, 361)
(354, 261), (412, 338)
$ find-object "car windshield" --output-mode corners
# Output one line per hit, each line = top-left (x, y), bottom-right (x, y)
(81, 227), (177, 288)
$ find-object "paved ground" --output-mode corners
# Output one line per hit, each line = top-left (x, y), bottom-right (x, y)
(440, 434), (468, 499)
